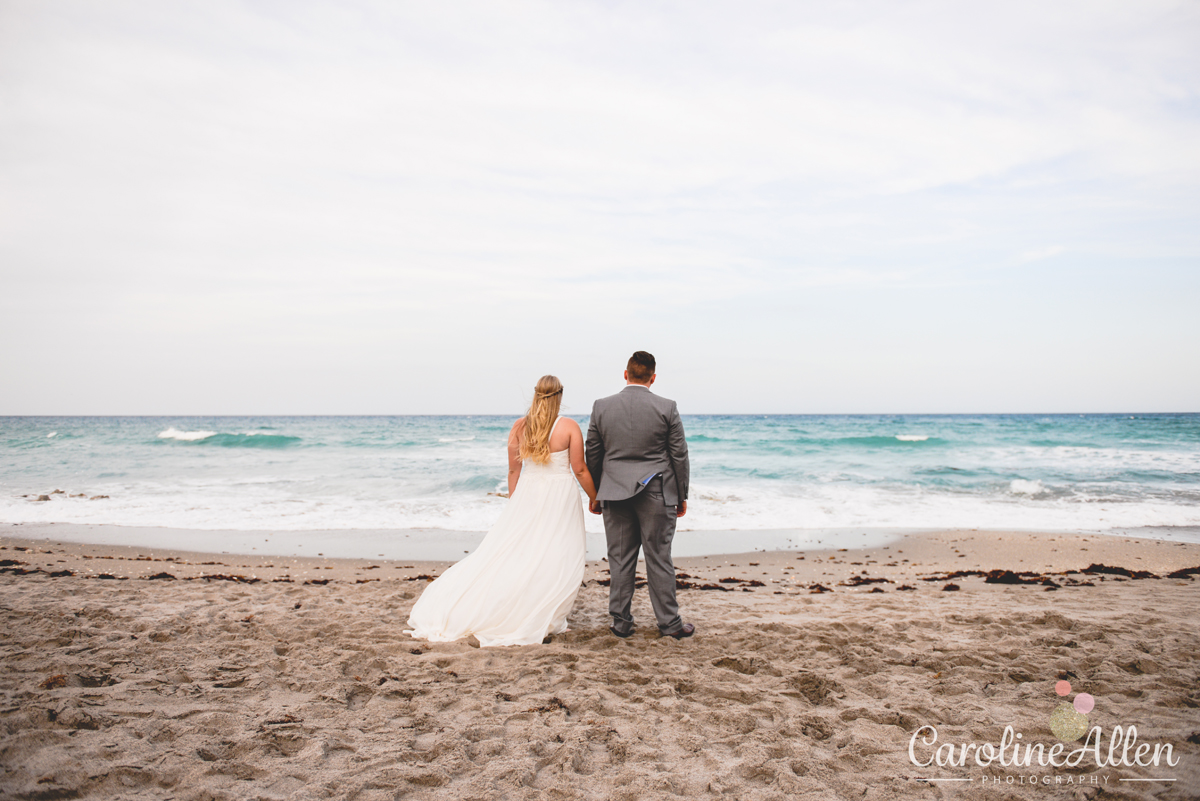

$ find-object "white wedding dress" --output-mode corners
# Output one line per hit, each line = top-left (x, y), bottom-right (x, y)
(406, 418), (586, 647)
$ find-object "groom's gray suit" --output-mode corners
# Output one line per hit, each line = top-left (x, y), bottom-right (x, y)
(585, 385), (690, 636)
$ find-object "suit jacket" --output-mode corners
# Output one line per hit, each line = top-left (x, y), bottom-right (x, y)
(586, 386), (690, 506)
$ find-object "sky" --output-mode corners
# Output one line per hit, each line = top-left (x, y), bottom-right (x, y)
(1, 0), (1198, 415)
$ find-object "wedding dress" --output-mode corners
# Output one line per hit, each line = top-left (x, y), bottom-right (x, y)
(406, 418), (586, 647)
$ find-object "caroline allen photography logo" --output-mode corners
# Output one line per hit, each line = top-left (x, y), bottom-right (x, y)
(906, 679), (1182, 788)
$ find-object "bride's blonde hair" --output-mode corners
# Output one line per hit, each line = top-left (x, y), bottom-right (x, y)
(518, 375), (563, 464)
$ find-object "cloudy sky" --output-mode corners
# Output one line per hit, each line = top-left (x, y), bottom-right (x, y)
(1, 1), (1197, 414)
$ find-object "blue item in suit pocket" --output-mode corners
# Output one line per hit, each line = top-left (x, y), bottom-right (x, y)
(639, 471), (660, 486)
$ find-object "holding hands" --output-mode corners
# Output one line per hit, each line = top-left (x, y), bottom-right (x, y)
(589, 498), (685, 517)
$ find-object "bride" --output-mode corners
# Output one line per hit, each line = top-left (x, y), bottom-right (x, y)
(406, 375), (597, 647)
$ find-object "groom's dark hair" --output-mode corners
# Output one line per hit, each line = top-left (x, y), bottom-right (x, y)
(627, 351), (656, 382)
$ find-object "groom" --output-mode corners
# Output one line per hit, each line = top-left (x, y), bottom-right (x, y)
(586, 351), (694, 639)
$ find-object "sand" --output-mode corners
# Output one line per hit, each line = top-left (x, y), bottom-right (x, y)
(2, 528), (1199, 800)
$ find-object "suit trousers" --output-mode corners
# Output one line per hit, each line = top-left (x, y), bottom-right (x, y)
(602, 478), (682, 636)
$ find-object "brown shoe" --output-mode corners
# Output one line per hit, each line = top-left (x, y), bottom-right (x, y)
(666, 623), (695, 639)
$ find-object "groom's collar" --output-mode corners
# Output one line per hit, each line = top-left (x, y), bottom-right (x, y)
(624, 384), (651, 390)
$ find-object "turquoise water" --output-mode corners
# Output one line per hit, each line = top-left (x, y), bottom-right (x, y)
(2, 414), (1198, 538)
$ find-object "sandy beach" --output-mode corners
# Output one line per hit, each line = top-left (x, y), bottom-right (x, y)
(2, 527), (1198, 800)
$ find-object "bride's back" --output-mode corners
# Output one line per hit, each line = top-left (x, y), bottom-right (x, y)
(516, 416), (571, 460)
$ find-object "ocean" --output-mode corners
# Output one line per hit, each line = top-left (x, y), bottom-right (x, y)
(2, 414), (1199, 556)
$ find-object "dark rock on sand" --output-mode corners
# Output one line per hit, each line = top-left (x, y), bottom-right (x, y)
(1082, 563), (1159, 580)
(839, 575), (892, 587)
(984, 569), (1039, 585)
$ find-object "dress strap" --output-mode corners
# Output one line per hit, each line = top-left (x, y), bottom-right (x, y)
(549, 416), (563, 437)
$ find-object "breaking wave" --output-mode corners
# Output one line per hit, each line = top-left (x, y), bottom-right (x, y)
(156, 429), (301, 448)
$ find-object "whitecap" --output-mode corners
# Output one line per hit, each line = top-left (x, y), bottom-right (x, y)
(157, 428), (217, 442)
(47, 432), (57, 438)
(438, 436), (476, 443)
(895, 435), (929, 442)
(1009, 479), (1047, 496)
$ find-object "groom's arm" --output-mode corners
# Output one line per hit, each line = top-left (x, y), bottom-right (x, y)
(666, 402), (689, 504)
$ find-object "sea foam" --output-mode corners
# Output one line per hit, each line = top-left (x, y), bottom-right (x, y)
(157, 428), (217, 441)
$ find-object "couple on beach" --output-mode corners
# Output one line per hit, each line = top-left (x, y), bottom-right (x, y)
(406, 351), (694, 646)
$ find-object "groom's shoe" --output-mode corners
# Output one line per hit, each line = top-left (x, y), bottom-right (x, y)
(609, 626), (634, 639)
(665, 623), (695, 640)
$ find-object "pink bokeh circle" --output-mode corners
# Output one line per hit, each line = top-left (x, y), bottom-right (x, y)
(1073, 693), (1095, 714)
(1055, 680), (1071, 696)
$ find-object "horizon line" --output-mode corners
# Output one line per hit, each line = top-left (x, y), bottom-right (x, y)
(2, 412), (1197, 418)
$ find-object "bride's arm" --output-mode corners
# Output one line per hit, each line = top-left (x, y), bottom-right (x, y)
(566, 420), (597, 504)
(507, 419), (524, 496)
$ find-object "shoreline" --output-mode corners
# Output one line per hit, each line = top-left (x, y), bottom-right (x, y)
(4, 521), (1199, 564)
